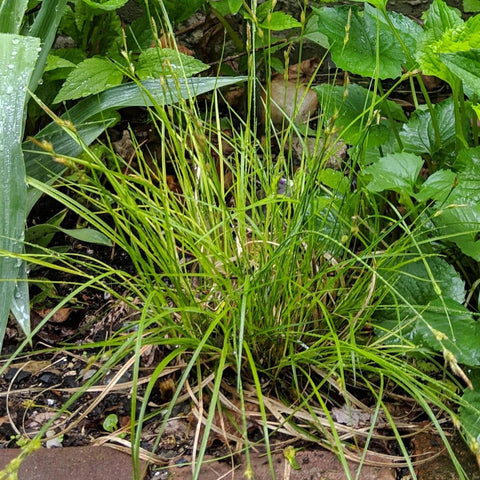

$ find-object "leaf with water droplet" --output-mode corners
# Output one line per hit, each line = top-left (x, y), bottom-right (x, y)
(0, 32), (39, 346)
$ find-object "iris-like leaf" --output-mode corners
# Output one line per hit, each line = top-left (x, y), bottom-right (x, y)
(58, 227), (112, 246)
(0, 0), (29, 34)
(0, 33), (40, 348)
(26, 0), (68, 96)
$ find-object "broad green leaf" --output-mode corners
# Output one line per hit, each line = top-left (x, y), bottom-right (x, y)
(416, 0), (463, 84)
(26, 210), (67, 249)
(136, 48), (209, 80)
(460, 369), (480, 445)
(434, 14), (480, 52)
(54, 57), (123, 103)
(81, 0), (128, 10)
(369, 5), (423, 70)
(411, 298), (480, 366)
(255, 0), (274, 21)
(415, 169), (457, 203)
(430, 16), (480, 91)
(464, 0), (480, 12)
(429, 147), (480, 260)
(259, 12), (301, 30)
(45, 54), (76, 71)
(319, 169), (351, 196)
(0, 0), (29, 33)
(126, 14), (155, 51)
(314, 83), (405, 145)
(396, 256), (466, 306)
(439, 50), (480, 97)
(375, 257), (467, 345)
(422, 0), (463, 44)
(0, 33), (40, 348)
(209, 0), (243, 15)
(432, 205), (480, 260)
(399, 98), (456, 157)
(416, 45), (457, 85)
(304, 16), (329, 48)
(60, 4), (121, 55)
(363, 152), (423, 195)
(52, 48), (87, 65)
(163, 0), (206, 23)
(25, 76), (248, 209)
(309, 5), (404, 79)
(450, 147), (480, 204)
(58, 227), (112, 246)
(417, 4), (480, 96)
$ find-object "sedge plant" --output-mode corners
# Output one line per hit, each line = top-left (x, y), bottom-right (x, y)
(6, 2), (479, 480)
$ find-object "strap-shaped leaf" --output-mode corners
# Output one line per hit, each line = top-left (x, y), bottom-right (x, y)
(0, 33), (40, 349)
(26, 0), (68, 96)
(0, 0), (28, 34)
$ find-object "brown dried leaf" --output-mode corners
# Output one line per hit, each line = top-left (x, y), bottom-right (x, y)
(36, 307), (72, 324)
(206, 397), (260, 447)
(112, 130), (135, 161)
(284, 57), (321, 82)
(7, 360), (51, 375)
(331, 404), (376, 429)
(262, 78), (318, 126)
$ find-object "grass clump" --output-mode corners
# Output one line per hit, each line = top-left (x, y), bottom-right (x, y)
(4, 2), (479, 479)
(26, 67), (470, 480)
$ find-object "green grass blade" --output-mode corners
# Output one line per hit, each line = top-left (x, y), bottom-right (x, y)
(24, 76), (247, 210)
(0, 0), (28, 34)
(0, 33), (40, 348)
(24, 112), (120, 213)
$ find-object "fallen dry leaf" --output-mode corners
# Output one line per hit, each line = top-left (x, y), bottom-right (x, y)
(36, 307), (72, 324)
(331, 404), (377, 429)
(262, 78), (318, 127)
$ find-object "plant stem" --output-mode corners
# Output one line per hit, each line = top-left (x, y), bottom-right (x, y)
(452, 79), (468, 152)
(377, 82), (403, 150)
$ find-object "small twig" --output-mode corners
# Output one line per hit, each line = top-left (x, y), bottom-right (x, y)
(208, 39), (288, 67)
